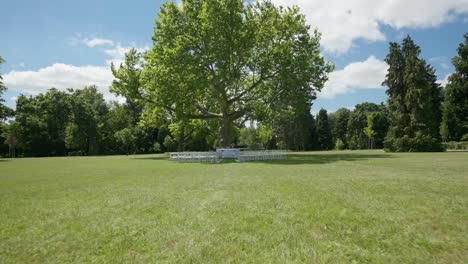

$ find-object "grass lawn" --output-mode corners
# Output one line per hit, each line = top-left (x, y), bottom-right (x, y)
(0, 150), (467, 263)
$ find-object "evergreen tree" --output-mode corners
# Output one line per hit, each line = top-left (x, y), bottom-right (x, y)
(442, 33), (468, 141)
(316, 109), (333, 150)
(383, 36), (443, 151)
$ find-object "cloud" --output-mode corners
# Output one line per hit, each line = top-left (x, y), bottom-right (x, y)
(82, 38), (114, 47)
(3, 37), (149, 103)
(438, 73), (451, 87)
(430, 56), (452, 70)
(269, 0), (468, 53)
(319, 56), (388, 98)
(3, 63), (119, 101)
(103, 43), (149, 66)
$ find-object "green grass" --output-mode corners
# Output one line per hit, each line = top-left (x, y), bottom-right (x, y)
(0, 150), (467, 263)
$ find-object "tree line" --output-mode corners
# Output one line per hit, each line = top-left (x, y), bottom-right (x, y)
(0, 0), (466, 157)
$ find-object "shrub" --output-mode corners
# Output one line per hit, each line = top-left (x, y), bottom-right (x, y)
(335, 139), (346, 150)
(153, 142), (162, 153)
(443, 141), (468, 150)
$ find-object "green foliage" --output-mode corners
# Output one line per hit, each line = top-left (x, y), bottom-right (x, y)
(110, 48), (145, 124)
(15, 89), (72, 156)
(153, 142), (162, 153)
(329, 108), (351, 148)
(257, 124), (274, 149)
(384, 36), (443, 152)
(163, 135), (176, 152)
(273, 107), (318, 150)
(462, 133), (468, 141)
(335, 138), (345, 150)
(66, 86), (109, 155)
(1, 121), (20, 157)
(0, 56), (14, 121)
(364, 113), (377, 149)
(316, 109), (333, 150)
(345, 103), (388, 150)
(142, 0), (332, 147)
(443, 141), (468, 150)
(238, 127), (260, 149)
(114, 128), (137, 155)
(442, 33), (468, 141)
(167, 120), (212, 151)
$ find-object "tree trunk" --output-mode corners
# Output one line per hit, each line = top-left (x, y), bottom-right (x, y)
(220, 114), (232, 148)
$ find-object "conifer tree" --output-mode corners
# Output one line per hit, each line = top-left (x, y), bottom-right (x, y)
(442, 33), (468, 141)
(316, 108), (333, 150)
(383, 36), (443, 151)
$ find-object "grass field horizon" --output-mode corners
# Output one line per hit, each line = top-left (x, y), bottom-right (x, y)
(1, 150), (467, 263)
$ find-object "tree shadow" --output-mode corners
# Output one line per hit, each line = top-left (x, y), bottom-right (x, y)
(249, 152), (393, 165)
(132, 155), (169, 161)
(0, 159), (10, 162)
(131, 151), (393, 165)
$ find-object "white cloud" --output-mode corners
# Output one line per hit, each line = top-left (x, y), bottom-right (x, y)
(319, 56), (388, 99)
(3, 37), (149, 103)
(10, 96), (18, 102)
(270, 0), (468, 53)
(103, 43), (149, 66)
(3, 63), (119, 101)
(438, 73), (451, 87)
(82, 38), (114, 47)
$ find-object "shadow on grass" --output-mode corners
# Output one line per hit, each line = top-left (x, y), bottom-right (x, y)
(250, 152), (393, 165)
(133, 152), (392, 165)
(0, 159), (10, 162)
(132, 155), (169, 161)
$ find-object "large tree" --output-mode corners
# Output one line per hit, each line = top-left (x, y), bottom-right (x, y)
(141, 0), (332, 147)
(15, 89), (72, 156)
(66, 86), (109, 155)
(383, 36), (443, 152)
(442, 33), (468, 141)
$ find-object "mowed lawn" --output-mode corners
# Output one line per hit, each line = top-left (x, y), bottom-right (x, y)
(0, 151), (467, 263)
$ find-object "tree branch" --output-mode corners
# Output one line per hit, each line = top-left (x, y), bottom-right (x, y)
(227, 71), (279, 104)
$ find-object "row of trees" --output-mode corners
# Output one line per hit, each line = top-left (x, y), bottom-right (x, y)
(1, 86), (160, 157)
(0, 0), (466, 156)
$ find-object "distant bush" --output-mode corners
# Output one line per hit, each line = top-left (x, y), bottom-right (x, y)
(384, 133), (444, 152)
(153, 142), (162, 153)
(335, 139), (346, 150)
(443, 141), (468, 150)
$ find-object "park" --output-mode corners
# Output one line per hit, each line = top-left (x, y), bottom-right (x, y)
(1, 0), (468, 263)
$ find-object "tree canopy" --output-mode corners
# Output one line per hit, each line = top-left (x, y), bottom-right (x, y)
(141, 0), (332, 147)
(0, 56), (14, 121)
(442, 33), (468, 141)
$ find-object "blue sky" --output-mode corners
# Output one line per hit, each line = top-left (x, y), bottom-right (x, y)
(2, 0), (468, 113)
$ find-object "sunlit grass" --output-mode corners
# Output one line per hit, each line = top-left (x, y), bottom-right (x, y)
(0, 151), (467, 263)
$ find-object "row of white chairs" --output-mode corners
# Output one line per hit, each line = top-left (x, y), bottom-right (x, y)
(168, 150), (287, 163)
(237, 150), (287, 162)
(168, 152), (220, 163)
